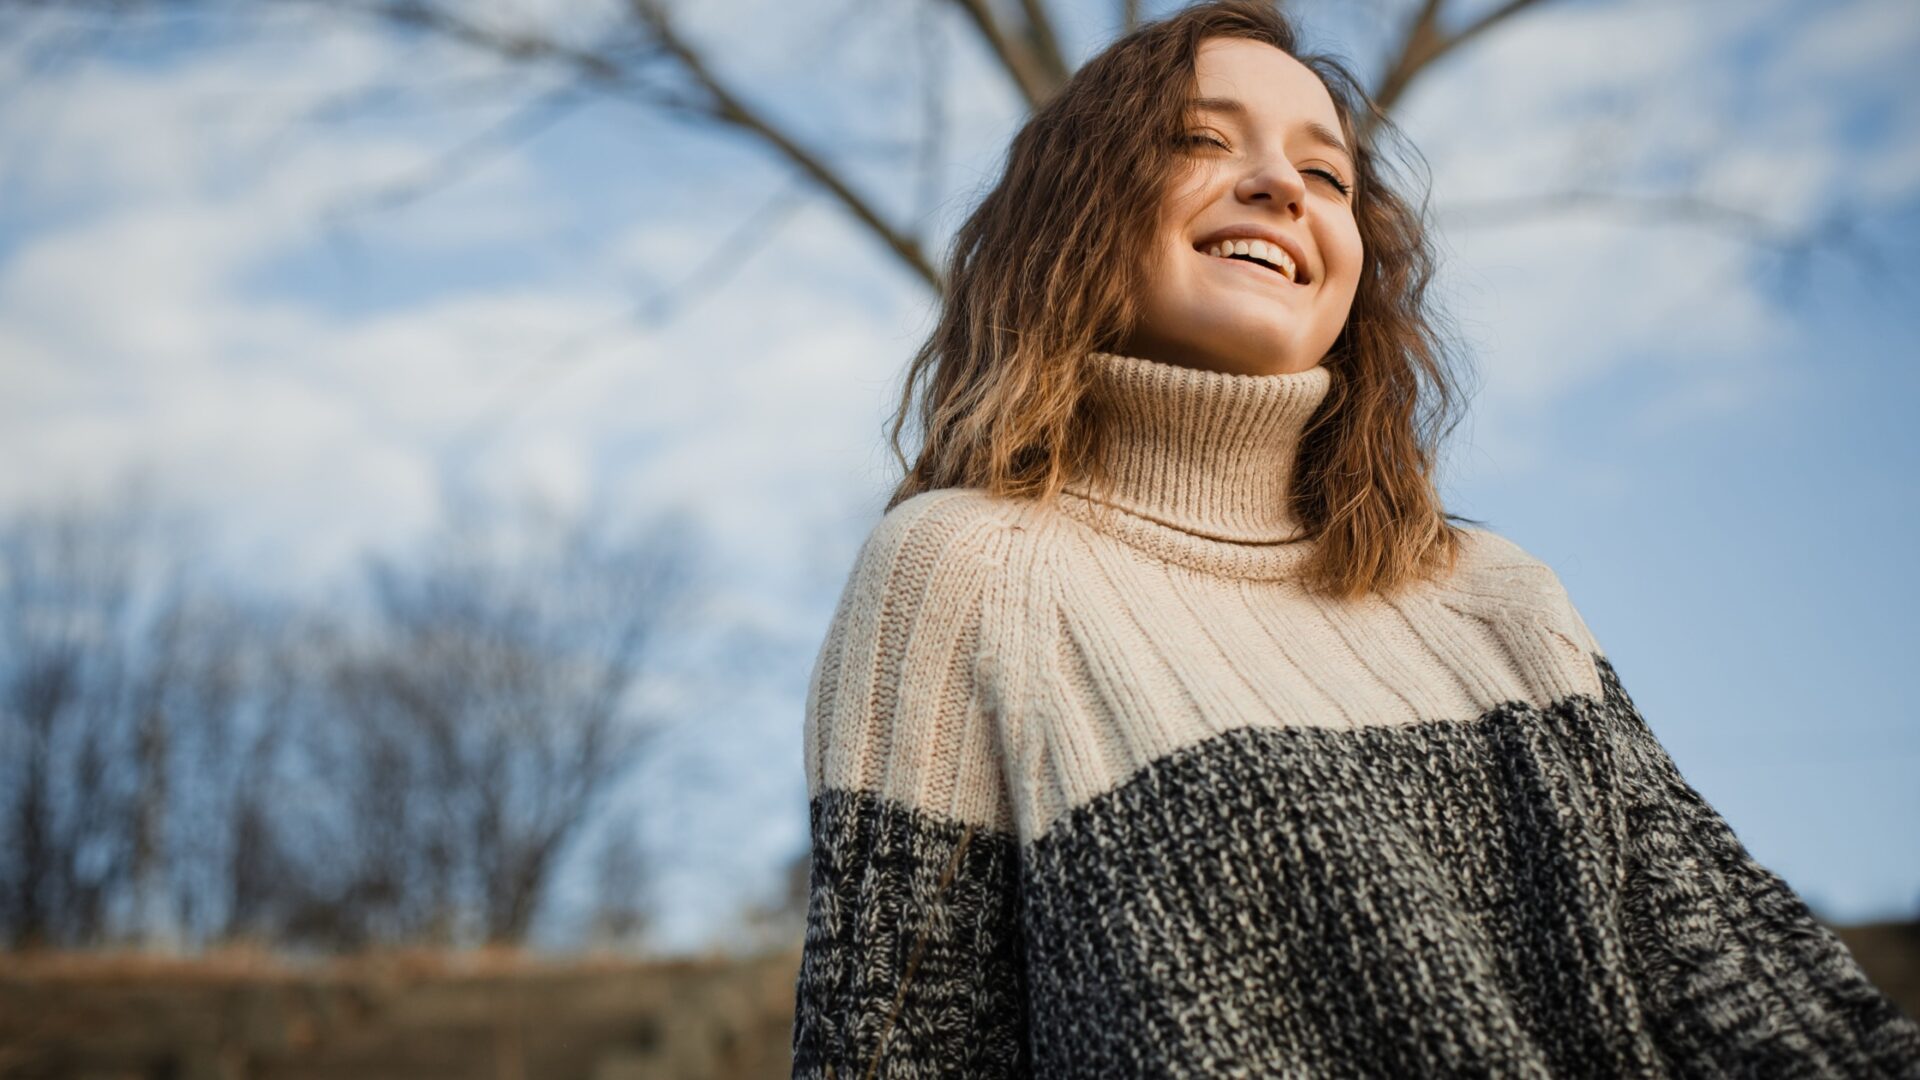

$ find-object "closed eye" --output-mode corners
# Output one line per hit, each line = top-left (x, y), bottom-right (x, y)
(1305, 167), (1352, 197)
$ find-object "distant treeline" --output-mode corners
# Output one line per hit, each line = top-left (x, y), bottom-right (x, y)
(0, 482), (721, 952)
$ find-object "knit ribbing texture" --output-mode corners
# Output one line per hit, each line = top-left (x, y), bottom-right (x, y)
(791, 350), (1920, 1078)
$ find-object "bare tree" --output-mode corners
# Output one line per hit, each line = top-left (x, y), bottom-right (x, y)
(325, 0), (1585, 294)
(0, 480), (700, 952)
(0, 484), (188, 948)
(0, 0), (1877, 466)
(288, 495), (700, 947)
(152, 592), (305, 945)
(0, 483), (306, 949)
(0, 0), (1850, 302)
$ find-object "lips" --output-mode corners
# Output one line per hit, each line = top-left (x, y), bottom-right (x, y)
(1202, 246), (1305, 289)
(1191, 226), (1313, 285)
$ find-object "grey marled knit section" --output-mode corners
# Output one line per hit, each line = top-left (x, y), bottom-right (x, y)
(1598, 657), (1920, 1078)
(790, 787), (1028, 1079)
(790, 651), (1920, 1078)
(1015, 655), (1920, 1078)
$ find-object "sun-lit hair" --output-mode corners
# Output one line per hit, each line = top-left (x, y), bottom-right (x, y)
(883, 0), (1476, 599)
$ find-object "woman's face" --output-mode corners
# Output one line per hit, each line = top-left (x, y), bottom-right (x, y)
(1118, 38), (1364, 376)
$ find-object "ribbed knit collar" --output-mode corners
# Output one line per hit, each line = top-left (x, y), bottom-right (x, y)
(1060, 350), (1333, 545)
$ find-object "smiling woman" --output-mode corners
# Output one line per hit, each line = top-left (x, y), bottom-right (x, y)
(790, 1), (1920, 1077)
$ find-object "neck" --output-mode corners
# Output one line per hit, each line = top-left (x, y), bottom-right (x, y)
(1061, 350), (1333, 543)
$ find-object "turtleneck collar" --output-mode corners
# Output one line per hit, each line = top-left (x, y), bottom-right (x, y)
(1059, 350), (1334, 545)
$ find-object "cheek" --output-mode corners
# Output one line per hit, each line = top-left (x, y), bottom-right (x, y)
(1164, 169), (1213, 214)
(1154, 171), (1220, 267)
(1328, 223), (1364, 299)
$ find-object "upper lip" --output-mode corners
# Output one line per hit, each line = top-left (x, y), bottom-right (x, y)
(1193, 224), (1311, 284)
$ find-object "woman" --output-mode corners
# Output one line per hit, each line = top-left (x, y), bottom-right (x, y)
(791, 2), (1920, 1077)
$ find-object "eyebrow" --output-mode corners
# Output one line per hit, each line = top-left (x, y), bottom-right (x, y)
(1187, 96), (1352, 163)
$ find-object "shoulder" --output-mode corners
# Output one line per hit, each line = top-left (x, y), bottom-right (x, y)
(826, 488), (1044, 636)
(1443, 524), (1604, 659)
(1448, 524), (1570, 599)
(841, 488), (1037, 593)
(861, 487), (1032, 560)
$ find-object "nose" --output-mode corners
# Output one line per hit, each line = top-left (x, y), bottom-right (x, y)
(1235, 159), (1306, 217)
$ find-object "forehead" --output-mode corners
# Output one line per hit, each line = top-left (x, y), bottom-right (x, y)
(1191, 37), (1341, 131)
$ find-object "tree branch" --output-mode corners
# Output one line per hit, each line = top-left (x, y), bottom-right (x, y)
(342, 0), (941, 290)
(1016, 0), (1071, 88)
(942, 0), (1063, 109)
(1369, 0), (1552, 123)
(629, 0), (941, 290)
(1446, 0), (1552, 59)
(364, 0), (633, 83)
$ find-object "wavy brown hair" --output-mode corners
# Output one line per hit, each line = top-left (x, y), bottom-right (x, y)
(883, 0), (1477, 600)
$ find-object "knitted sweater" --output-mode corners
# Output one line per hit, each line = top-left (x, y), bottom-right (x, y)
(790, 349), (1920, 1079)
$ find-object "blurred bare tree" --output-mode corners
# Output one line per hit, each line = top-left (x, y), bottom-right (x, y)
(0, 485), (701, 951)
(130, 585), (296, 947)
(0, 492), (159, 947)
(291, 497), (697, 947)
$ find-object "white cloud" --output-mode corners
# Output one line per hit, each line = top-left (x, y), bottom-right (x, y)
(2, 13), (394, 203)
(1380, 0), (1917, 474)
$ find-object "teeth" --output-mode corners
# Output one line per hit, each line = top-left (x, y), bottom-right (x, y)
(1205, 238), (1296, 282)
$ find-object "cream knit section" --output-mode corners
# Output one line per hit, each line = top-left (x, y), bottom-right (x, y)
(804, 352), (1607, 844)
(804, 496), (1025, 835)
(1062, 350), (1332, 543)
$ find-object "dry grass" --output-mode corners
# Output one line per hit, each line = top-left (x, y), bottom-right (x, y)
(0, 919), (1913, 1079)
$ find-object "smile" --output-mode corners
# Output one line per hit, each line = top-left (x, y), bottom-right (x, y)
(1193, 237), (1309, 286)
(1200, 245), (1306, 288)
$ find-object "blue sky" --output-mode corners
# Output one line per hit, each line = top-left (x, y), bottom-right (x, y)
(2, 0), (1916, 951)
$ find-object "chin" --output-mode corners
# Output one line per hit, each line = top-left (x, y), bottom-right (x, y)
(1209, 326), (1303, 370)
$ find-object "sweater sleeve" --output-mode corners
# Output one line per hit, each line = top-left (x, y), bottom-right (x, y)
(1585, 647), (1920, 1076)
(790, 493), (1031, 1079)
